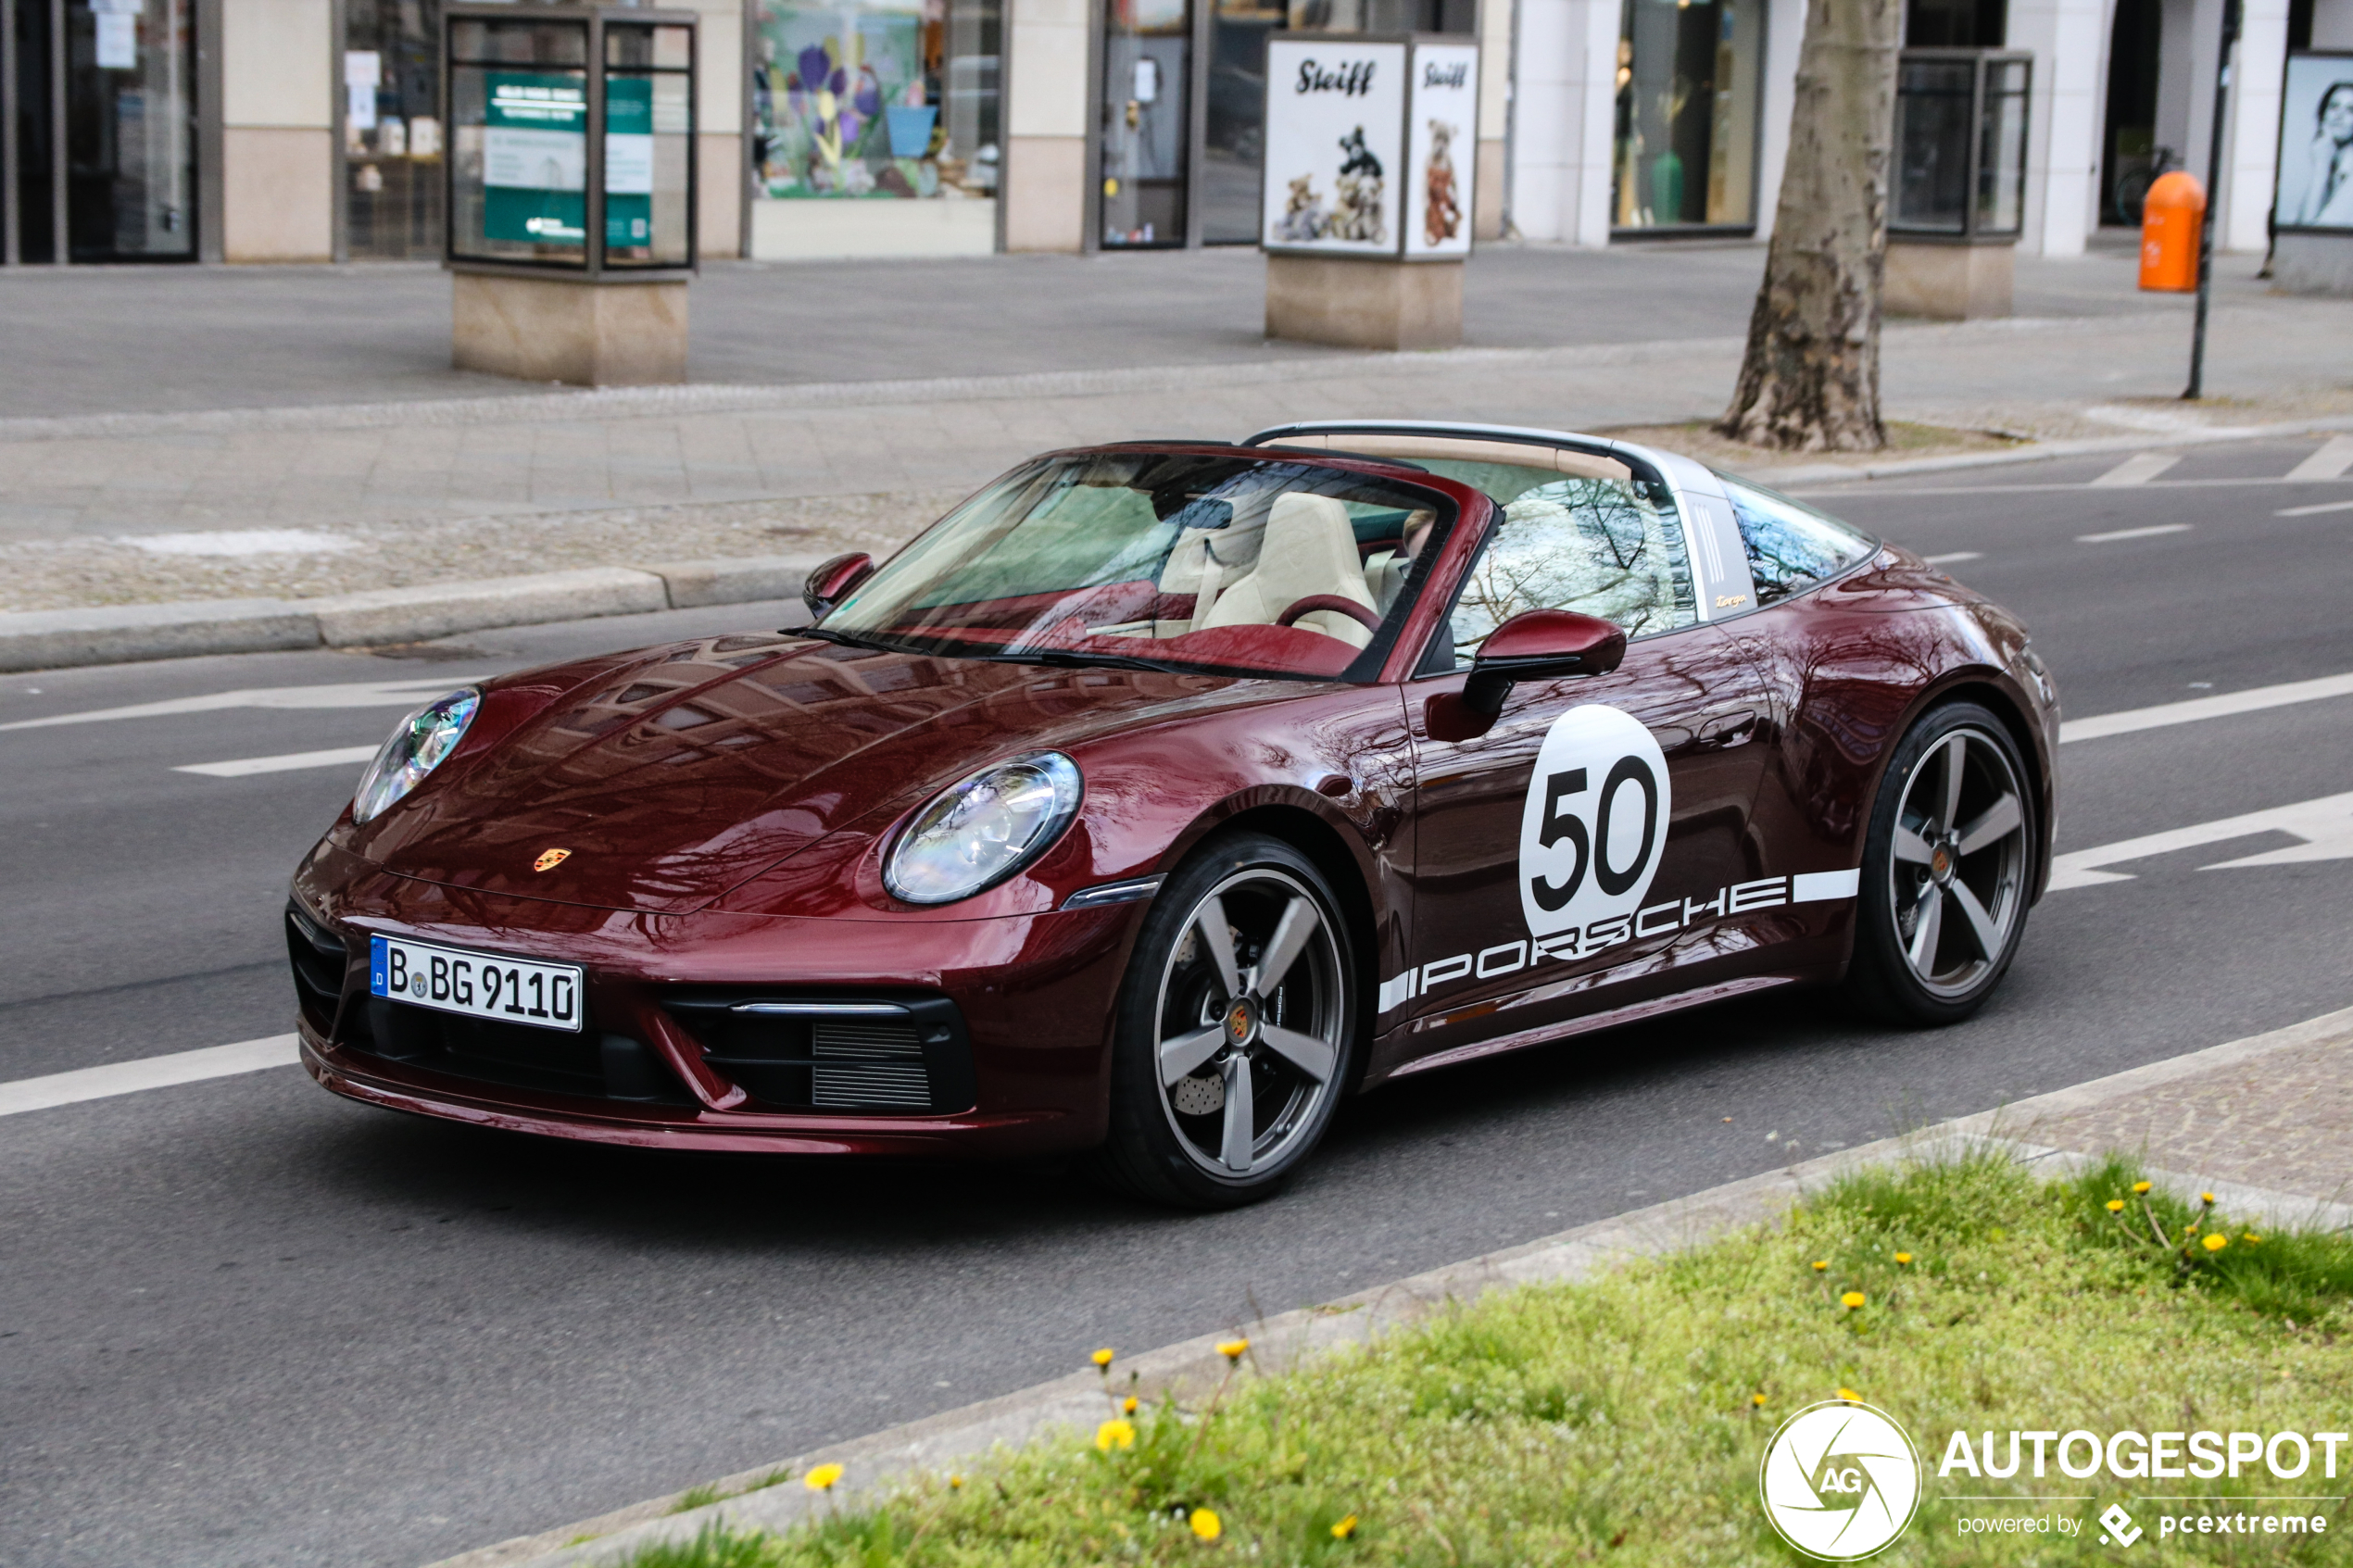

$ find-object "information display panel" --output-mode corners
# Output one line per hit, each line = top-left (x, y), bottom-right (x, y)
(1261, 36), (1476, 261)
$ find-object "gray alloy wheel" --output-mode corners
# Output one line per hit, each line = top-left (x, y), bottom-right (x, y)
(1151, 866), (1347, 1179)
(1889, 725), (2031, 998)
(1090, 832), (1357, 1209)
(1843, 701), (2037, 1025)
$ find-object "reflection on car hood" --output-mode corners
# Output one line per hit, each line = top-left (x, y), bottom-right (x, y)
(350, 633), (1239, 914)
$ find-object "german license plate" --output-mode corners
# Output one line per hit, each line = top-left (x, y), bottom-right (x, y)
(368, 935), (584, 1033)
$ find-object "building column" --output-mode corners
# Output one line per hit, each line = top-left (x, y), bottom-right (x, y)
(1004, 0), (1088, 251)
(2009, 0), (2107, 256)
(1506, 0), (1616, 244)
(682, 0), (745, 259)
(1751, 0), (1805, 241)
(1476, 0), (1511, 237)
(220, 0), (333, 261)
(2221, 0), (2289, 250)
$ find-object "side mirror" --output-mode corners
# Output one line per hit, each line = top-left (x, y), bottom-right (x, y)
(1460, 609), (1626, 717)
(802, 552), (875, 621)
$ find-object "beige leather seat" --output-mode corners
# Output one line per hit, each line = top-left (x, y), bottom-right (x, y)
(1196, 493), (1377, 648)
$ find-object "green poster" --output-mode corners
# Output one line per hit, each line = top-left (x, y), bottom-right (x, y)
(483, 71), (586, 245)
(604, 77), (654, 248)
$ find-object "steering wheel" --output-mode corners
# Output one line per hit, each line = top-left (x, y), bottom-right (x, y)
(1275, 595), (1382, 633)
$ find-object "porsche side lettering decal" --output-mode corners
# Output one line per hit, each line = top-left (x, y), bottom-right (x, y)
(1376, 868), (1860, 1014)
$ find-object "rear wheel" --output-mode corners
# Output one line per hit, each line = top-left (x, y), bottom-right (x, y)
(1092, 834), (1356, 1209)
(1842, 702), (2035, 1025)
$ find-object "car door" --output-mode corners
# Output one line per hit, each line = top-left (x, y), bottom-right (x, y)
(1376, 459), (1780, 1076)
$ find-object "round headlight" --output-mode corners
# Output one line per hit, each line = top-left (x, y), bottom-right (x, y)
(352, 688), (481, 824)
(885, 752), (1083, 906)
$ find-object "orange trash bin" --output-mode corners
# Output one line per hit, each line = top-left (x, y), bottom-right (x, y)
(2138, 170), (2205, 292)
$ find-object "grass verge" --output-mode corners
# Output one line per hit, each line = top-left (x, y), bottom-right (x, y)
(624, 1155), (2353, 1565)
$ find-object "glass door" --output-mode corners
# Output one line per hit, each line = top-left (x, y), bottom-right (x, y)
(1100, 0), (1189, 246)
(1200, 0), (1282, 243)
(346, 0), (445, 260)
(6, 0), (195, 263)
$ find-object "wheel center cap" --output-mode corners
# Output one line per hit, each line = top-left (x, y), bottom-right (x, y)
(1929, 842), (1955, 884)
(1224, 995), (1260, 1047)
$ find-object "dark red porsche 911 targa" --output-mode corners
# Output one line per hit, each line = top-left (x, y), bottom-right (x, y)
(287, 421), (2058, 1206)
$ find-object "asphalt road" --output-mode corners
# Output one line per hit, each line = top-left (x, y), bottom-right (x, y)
(2, 436), (2349, 1566)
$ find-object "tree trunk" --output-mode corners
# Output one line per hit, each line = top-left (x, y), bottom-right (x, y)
(1718, 0), (1900, 452)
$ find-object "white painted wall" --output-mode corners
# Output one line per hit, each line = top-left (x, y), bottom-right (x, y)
(2012, 0), (2108, 254)
(1505, 0), (1617, 243)
(1751, 0), (1805, 240)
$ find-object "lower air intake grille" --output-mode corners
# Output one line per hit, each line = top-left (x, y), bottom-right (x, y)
(812, 1019), (933, 1109)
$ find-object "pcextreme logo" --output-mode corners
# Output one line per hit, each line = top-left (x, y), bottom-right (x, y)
(1760, 1400), (1924, 1561)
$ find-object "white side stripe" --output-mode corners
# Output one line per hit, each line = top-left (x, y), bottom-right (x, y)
(2059, 671), (2353, 743)
(174, 746), (379, 778)
(0, 1035), (301, 1119)
(1791, 869), (1860, 902)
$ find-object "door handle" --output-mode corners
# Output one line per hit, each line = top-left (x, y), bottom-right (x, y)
(1699, 709), (1758, 748)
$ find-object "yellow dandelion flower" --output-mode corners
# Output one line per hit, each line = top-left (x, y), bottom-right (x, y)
(1837, 1386), (1862, 1402)
(1215, 1338), (1249, 1361)
(804, 1462), (844, 1492)
(1841, 1291), (1866, 1310)
(1894, 1252), (1913, 1265)
(2133, 1181), (2152, 1195)
(1331, 1514), (1359, 1540)
(2244, 1234), (2262, 1245)
(2202, 1233), (2228, 1252)
(2185, 1223), (2201, 1235)
(2201, 1192), (2216, 1205)
(1190, 1507), (1222, 1541)
(2106, 1198), (2126, 1212)
(949, 1474), (964, 1489)
(1752, 1393), (1768, 1407)
(1123, 1395), (1139, 1414)
(1096, 1418), (1137, 1451)
(1091, 1348), (1114, 1369)
(1811, 1260), (1828, 1272)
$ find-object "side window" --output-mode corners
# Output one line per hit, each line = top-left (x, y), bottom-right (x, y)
(1721, 477), (1879, 606)
(1434, 477), (1698, 668)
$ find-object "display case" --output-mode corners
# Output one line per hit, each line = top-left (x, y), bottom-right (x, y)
(1891, 48), (2030, 241)
(444, 4), (698, 276)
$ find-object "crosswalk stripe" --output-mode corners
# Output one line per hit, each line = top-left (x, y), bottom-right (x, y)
(2090, 451), (2182, 486)
(0, 1035), (302, 1119)
(173, 745), (380, 778)
(2285, 435), (2353, 482)
(2059, 670), (2353, 742)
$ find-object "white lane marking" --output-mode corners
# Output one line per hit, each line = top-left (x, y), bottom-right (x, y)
(0, 1035), (301, 1119)
(0, 676), (484, 734)
(173, 745), (380, 778)
(1922, 551), (1982, 564)
(2285, 434), (2353, 482)
(2077, 522), (2193, 543)
(2277, 497), (2353, 517)
(2049, 791), (2353, 890)
(2060, 671), (2353, 743)
(2090, 452), (2183, 486)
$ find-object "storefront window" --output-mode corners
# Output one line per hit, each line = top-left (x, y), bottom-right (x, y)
(346, 0), (446, 261)
(751, 0), (1000, 203)
(1611, 0), (1762, 232)
(64, 0), (196, 259)
(1101, 0), (1191, 246)
(1202, 0), (1286, 244)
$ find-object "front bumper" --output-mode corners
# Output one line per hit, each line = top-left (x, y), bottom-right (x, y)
(291, 845), (1140, 1158)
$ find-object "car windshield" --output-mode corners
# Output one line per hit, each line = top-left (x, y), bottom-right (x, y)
(815, 452), (1458, 681)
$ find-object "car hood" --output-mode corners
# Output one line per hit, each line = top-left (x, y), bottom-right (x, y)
(349, 635), (1239, 914)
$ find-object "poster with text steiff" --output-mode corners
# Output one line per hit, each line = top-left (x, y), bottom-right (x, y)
(1261, 39), (1408, 256)
(484, 72), (588, 246)
(1403, 43), (1478, 258)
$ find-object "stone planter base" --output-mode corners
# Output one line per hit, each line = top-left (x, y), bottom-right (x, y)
(1885, 241), (2014, 320)
(2271, 233), (2353, 297)
(452, 271), (690, 386)
(1265, 255), (1464, 350)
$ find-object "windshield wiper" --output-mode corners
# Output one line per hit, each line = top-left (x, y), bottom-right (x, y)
(790, 625), (910, 656)
(991, 647), (1189, 675)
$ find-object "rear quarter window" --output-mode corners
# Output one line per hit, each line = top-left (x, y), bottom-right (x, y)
(1719, 476), (1880, 605)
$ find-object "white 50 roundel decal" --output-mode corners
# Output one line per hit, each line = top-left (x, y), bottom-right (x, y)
(1517, 705), (1672, 939)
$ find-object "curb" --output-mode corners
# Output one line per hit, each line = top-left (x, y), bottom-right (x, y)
(0, 556), (823, 674)
(1752, 410), (2353, 488)
(427, 1004), (2353, 1568)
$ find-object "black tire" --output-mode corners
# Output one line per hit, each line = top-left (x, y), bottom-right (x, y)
(1842, 701), (2037, 1026)
(1089, 833), (1359, 1210)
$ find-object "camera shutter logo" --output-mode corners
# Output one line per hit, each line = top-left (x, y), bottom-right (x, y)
(1758, 1401), (1922, 1560)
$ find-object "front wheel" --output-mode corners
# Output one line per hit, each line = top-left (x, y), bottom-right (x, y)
(1090, 834), (1357, 1210)
(1842, 702), (2036, 1026)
